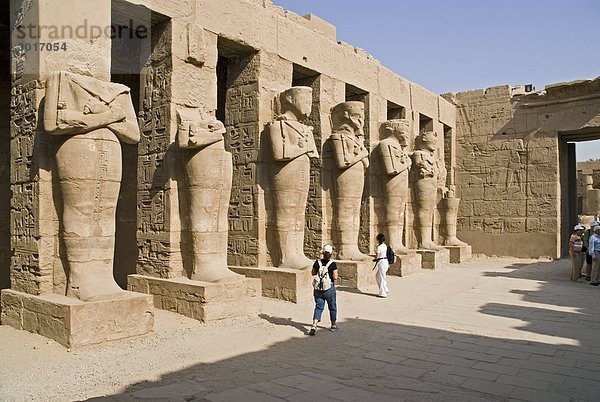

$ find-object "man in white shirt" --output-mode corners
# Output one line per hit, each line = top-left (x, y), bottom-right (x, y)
(374, 233), (390, 297)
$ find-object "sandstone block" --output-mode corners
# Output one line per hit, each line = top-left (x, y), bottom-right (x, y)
(388, 252), (422, 277)
(1, 289), (154, 348)
(445, 245), (472, 264)
(416, 249), (450, 270)
(128, 275), (261, 321)
(336, 260), (375, 291)
(228, 266), (311, 304)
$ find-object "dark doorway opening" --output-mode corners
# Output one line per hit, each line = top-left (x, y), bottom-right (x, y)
(387, 101), (406, 120)
(419, 114), (433, 134)
(111, 1), (169, 288)
(559, 133), (600, 257)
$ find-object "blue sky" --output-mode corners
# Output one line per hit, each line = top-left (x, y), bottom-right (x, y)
(272, 0), (600, 160)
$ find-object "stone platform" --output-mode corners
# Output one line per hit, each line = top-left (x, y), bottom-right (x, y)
(228, 266), (312, 304)
(128, 275), (261, 322)
(388, 252), (423, 277)
(0, 289), (154, 348)
(445, 244), (472, 263)
(416, 248), (450, 269)
(336, 260), (376, 291)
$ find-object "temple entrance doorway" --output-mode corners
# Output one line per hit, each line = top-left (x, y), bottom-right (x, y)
(560, 135), (600, 257)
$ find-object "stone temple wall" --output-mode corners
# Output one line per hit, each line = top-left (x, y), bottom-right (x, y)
(122, 0), (457, 272)
(0, 0), (455, 297)
(445, 79), (600, 258)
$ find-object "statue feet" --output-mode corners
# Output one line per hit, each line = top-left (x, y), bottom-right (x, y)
(191, 267), (244, 283)
(392, 244), (411, 255)
(280, 252), (313, 270)
(68, 265), (126, 302)
(443, 237), (468, 247)
(337, 245), (370, 261)
(418, 242), (446, 251)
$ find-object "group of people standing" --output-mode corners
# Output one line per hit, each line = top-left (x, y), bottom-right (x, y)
(569, 222), (600, 285)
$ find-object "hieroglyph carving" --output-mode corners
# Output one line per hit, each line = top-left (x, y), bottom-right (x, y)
(379, 119), (412, 254)
(10, 81), (41, 293)
(44, 71), (140, 301)
(267, 87), (319, 269)
(329, 101), (370, 261)
(177, 109), (242, 282)
(412, 131), (445, 250)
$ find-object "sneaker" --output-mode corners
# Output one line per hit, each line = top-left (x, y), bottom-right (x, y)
(330, 325), (338, 332)
(591, 283), (599, 286)
(309, 326), (317, 335)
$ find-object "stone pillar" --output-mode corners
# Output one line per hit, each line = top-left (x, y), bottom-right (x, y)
(134, 19), (181, 278)
(1, 0), (153, 348)
(128, 23), (261, 320)
(229, 52), (318, 302)
(582, 174), (600, 217)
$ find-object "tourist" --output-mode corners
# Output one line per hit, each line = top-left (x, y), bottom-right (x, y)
(588, 226), (600, 286)
(309, 244), (338, 335)
(569, 224), (585, 281)
(582, 221), (598, 281)
(373, 233), (390, 297)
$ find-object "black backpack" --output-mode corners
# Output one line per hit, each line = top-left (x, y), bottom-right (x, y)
(386, 245), (396, 264)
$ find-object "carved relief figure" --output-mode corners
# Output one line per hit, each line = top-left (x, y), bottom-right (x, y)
(379, 119), (412, 254)
(44, 71), (140, 301)
(412, 131), (446, 250)
(267, 87), (319, 269)
(329, 101), (370, 260)
(177, 109), (241, 282)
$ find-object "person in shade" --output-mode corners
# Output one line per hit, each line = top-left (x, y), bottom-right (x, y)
(569, 224), (585, 281)
(309, 244), (339, 335)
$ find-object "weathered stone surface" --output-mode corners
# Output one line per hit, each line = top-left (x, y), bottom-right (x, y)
(416, 249), (450, 270)
(228, 266), (311, 304)
(445, 245), (472, 264)
(378, 119), (412, 254)
(1, 289), (154, 348)
(267, 87), (318, 270)
(328, 101), (370, 261)
(335, 260), (375, 290)
(388, 253), (422, 277)
(128, 274), (260, 321)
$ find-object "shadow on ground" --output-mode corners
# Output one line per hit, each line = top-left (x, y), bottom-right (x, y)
(89, 259), (600, 401)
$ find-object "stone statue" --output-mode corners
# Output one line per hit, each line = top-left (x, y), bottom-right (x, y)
(379, 119), (412, 254)
(329, 101), (370, 260)
(440, 190), (468, 246)
(412, 131), (446, 250)
(177, 109), (242, 282)
(267, 86), (319, 269)
(440, 152), (468, 246)
(44, 71), (140, 301)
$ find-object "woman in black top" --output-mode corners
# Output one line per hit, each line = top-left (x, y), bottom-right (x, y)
(309, 244), (339, 335)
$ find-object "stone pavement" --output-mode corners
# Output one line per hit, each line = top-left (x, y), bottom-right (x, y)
(2, 257), (600, 401)
(114, 257), (600, 401)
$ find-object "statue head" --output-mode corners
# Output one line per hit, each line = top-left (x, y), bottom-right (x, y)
(415, 131), (438, 152)
(380, 119), (410, 147)
(331, 101), (364, 134)
(279, 86), (313, 121)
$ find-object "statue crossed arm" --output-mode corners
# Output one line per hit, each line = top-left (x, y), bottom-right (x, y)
(44, 71), (139, 144)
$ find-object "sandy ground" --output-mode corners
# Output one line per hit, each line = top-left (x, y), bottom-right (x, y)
(1, 256), (600, 401)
